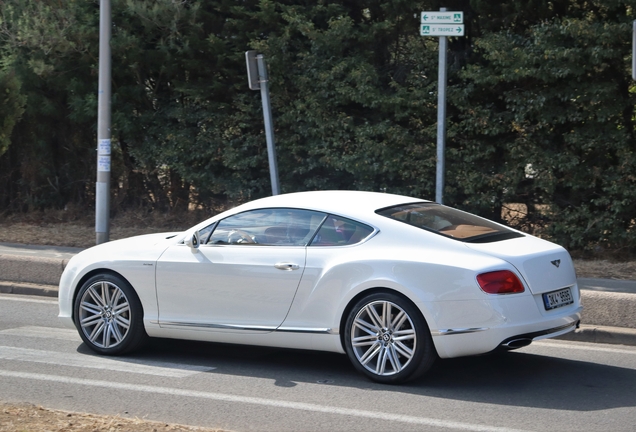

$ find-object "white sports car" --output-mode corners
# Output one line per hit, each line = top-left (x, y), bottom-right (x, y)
(58, 190), (582, 383)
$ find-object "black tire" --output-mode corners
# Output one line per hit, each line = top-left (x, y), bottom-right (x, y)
(74, 273), (147, 355)
(344, 292), (436, 384)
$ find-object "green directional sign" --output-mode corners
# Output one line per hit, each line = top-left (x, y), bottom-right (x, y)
(422, 10), (464, 204)
(420, 24), (465, 37)
(421, 11), (463, 24)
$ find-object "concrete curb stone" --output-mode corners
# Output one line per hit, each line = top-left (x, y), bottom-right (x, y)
(557, 324), (636, 346)
(0, 254), (69, 286)
(0, 280), (59, 298)
(579, 290), (636, 329)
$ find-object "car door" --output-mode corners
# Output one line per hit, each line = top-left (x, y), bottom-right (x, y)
(155, 208), (325, 332)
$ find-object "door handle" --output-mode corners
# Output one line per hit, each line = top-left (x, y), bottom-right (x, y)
(275, 262), (300, 271)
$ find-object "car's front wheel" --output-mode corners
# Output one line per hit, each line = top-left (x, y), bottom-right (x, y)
(74, 273), (147, 355)
(344, 292), (436, 384)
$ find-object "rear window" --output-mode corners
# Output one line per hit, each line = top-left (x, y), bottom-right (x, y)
(309, 215), (374, 246)
(376, 203), (524, 243)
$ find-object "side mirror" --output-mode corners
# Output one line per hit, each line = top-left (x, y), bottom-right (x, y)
(184, 230), (200, 250)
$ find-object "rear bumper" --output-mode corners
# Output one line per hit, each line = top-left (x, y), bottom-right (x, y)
(498, 319), (579, 350)
(430, 305), (582, 358)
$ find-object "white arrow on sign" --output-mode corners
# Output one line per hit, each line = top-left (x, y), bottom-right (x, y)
(420, 24), (465, 37)
(421, 11), (463, 24)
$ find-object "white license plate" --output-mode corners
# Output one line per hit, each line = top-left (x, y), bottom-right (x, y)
(543, 287), (574, 310)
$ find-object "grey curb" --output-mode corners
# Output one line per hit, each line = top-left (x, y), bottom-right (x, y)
(578, 290), (636, 330)
(0, 281), (59, 298)
(557, 324), (636, 346)
(0, 254), (70, 286)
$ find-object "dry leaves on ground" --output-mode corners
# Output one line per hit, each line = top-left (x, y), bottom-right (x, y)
(572, 259), (636, 280)
(0, 209), (203, 249)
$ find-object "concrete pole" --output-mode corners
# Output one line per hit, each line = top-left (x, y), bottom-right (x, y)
(95, 0), (112, 244)
(435, 7), (448, 205)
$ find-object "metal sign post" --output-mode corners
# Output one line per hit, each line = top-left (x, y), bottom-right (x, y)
(246, 51), (281, 196)
(421, 8), (465, 205)
(96, 0), (112, 244)
(436, 30), (448, 205)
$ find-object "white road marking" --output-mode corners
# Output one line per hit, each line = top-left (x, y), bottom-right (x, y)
(533, 340), (636, 355)
(0, 326), (80, 341)
(0, 370), (530, 432)
(0, 294), (57, 305)
(0, 346), (214, 377)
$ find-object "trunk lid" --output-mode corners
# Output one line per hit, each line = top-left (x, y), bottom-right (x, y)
(464, 235), (576, 295)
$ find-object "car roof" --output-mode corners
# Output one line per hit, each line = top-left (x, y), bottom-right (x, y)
(234, 190), (430, 220)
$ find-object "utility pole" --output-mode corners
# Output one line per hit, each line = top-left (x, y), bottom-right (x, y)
(96, 0), (112, 244)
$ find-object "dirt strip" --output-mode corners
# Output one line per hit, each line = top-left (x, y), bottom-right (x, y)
(0, 402), (228, 432)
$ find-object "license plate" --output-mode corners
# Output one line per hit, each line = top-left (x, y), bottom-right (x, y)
(543, 287), (574, 310)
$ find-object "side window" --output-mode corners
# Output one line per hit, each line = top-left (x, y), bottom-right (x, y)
(207, 208), (325, 246)
(310, 215), (374, 246)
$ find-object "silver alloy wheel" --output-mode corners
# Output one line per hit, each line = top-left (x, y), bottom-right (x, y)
(350, 300), (417, 376)
(78, 280), (131, 349)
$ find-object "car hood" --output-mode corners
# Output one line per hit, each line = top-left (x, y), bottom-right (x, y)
(75, 232), (182, 262)
(464, 235), (576, 295)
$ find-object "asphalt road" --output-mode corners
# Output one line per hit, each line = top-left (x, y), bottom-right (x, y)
(2, 293), (636, 432)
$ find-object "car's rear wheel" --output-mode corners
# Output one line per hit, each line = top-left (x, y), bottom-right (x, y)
(344, 292), (436, 384)
(74, 273), (147, 355)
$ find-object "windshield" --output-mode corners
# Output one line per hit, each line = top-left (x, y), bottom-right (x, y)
(376, 203), (524, 243)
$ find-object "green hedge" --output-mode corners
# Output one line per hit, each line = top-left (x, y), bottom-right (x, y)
(0, 0), (634, 254)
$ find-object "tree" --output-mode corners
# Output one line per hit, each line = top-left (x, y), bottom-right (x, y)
(1, 0), (635, 254)
(0, 0), (97, 210)
(252, 1), (441, 197)
(454, 1), (636, 251)
(0, 69), (25, 158)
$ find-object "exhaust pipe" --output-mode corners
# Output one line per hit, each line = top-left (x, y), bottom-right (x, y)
(502, 338), (533, 349)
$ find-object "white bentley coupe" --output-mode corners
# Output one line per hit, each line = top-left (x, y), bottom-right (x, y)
(58, 191), (582, 383)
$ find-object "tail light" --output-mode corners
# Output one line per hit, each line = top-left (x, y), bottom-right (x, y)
(477, 270), (525, 294)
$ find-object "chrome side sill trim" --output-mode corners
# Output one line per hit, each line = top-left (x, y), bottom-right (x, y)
(277, 327), (336, 335)
(432, 327), (489, 336)
(159, 321), (337, 335)
(160, 321), (275, 332)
